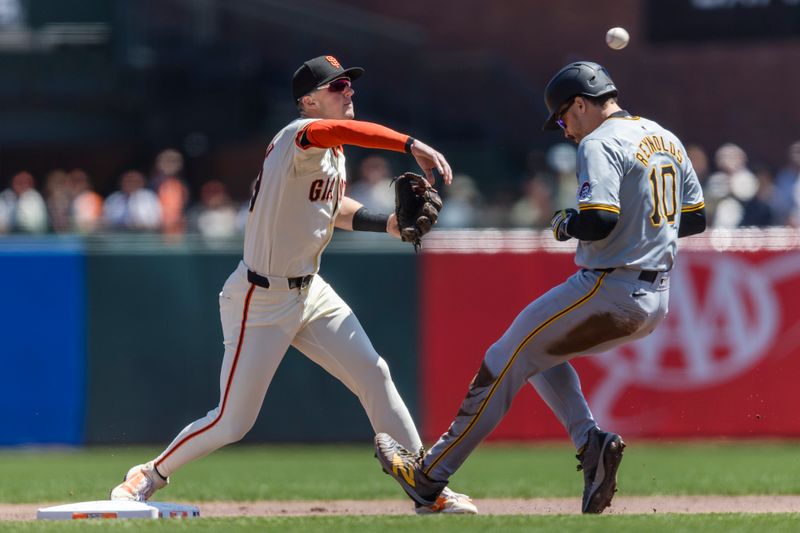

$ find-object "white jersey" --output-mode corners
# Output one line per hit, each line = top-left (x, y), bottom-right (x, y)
(573, 115), (705, 271)
(243, 118), (346, 277)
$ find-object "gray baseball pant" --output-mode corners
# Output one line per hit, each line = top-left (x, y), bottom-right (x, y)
(422, 268), (669, 480)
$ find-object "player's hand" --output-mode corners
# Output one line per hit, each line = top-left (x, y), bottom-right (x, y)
(409, 139), (452, 185)
(550, 208), (577, 241)
(387, 213), (401, 239)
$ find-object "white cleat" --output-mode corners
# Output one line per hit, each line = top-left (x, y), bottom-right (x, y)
(110, 461), (169, 502)
(414, 486), (479, 515)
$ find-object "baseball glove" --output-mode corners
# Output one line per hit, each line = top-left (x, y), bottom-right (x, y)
(393, 172), (443, 251)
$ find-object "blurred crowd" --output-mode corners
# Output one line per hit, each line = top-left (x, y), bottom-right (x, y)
(427, 138), (800, 230)
(0, 149), (247, 239)
(2, 140), (800, 237)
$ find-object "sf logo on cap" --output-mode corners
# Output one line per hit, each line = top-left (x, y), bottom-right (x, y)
(325, 56), (342, 69)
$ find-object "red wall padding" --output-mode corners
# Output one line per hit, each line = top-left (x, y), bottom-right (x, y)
(421, 250), (800, 440)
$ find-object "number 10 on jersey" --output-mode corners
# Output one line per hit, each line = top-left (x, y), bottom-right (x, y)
(648, 163), (677, 226)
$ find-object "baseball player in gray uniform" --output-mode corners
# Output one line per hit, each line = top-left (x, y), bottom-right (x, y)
(376, 61), (706, 513)
(110, 55), (476, 515)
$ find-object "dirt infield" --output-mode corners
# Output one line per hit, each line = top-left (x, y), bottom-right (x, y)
(3, 495), (800, 520)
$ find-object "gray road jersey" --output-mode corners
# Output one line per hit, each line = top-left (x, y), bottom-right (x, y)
(573, 115), (704, 271)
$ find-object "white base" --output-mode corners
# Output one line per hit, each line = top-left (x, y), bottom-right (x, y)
(37, 500), (200, 520)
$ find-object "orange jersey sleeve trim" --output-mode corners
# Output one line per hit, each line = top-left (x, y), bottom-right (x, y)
(296, 120), (410, 152)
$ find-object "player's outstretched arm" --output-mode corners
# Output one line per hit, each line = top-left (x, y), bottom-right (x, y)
(298, 119), (452, 185)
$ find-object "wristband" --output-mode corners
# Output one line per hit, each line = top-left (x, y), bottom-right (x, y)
(352, 207), (389, 233)
(404, 136), (416, 153)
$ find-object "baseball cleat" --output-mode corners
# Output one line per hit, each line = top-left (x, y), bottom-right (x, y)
(374, 433), (447, 507)
(414, 486), (478, 514)
(576, 427), (625, 514)
(110, 461), (169, 502)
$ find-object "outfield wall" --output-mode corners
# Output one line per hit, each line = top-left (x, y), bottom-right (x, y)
(2, 230), (800, 445)
(0, 238), (86, 445)
(0, 234), (419, 446)
(420, 229), (800, 441)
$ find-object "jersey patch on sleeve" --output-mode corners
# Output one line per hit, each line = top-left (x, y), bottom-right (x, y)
(577, 181), (592, 202)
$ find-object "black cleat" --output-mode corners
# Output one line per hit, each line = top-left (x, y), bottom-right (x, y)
(374, 433), (447, 507)
(577, 427), (626, 514)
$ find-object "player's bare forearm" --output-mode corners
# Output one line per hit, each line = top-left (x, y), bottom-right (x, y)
(339, 196), (398, 236)
(334, 196), (364, 231)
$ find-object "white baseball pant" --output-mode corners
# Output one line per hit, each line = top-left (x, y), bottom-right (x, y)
(153, 261), (421, 476)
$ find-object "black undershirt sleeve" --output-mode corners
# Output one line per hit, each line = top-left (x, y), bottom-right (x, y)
(565, 209), (619, 241)
(678, 207), (707, 238)
(563, 205), (705, 241)
(352, 207), (389, 233)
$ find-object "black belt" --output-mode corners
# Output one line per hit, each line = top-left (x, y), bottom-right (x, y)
(247, 269), (313, 289)
(592, 268), (661, 283)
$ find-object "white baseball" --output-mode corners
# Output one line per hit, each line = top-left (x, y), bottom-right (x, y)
(605, 27), (629, 50)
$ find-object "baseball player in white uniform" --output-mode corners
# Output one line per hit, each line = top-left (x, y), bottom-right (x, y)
(110, 55), (477, 515)
(376, 61), (706, 514)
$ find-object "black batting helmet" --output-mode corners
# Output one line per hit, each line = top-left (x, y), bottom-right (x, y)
(542, 61), (618, 130)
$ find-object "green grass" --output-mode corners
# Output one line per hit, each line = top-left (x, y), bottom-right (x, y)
(1, 441), (799, 504)
(3, 514), (800, 533)
(2, 442), (800, 530)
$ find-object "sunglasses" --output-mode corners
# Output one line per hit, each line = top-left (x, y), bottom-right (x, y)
(318, 78), (352, 94)
(555, 97), (577, 129)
